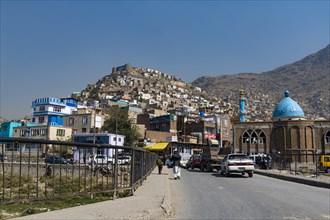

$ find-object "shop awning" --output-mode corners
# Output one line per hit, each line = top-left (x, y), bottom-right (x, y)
(144, 142), (169, 151)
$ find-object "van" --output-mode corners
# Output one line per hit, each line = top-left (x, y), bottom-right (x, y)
(249, 153), (272, 169)
(319, 154), (330, 173)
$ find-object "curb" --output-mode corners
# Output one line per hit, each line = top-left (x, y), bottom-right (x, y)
(160, 171), (172, 218)
(254, 170), (330, 189)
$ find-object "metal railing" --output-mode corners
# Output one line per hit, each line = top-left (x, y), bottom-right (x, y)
(270, 152), (325, 177)
(0, 138), (157, 204)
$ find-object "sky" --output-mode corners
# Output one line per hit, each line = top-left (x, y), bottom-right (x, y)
(0, 0), (329, 120)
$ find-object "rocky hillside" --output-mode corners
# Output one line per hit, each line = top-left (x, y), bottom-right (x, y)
(191, 44), (330, 119)
(77, 45), (329, 121)
(77, 64), (210, 114)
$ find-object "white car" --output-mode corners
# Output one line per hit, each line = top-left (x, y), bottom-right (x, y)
(220, 153), (254, 177)
(88, 154), (113, 165)
(116, 155), (131, 165)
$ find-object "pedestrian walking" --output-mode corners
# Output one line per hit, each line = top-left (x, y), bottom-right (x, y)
(156, 156), (164, 174)
(170, 151), (182, 179)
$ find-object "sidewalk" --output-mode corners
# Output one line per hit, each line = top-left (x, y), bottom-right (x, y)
(12, 167), (172, 220)
(254, 169), (330, 189)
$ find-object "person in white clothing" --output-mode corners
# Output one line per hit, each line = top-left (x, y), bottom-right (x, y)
(170, 151), (182, 180)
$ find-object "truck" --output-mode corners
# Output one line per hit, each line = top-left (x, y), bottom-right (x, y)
(200, 145), (224, 172)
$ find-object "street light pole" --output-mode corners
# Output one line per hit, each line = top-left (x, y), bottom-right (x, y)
(218, 114), (222, 151)
(91, 100), (99, 199)
(93, 101), (99, 151)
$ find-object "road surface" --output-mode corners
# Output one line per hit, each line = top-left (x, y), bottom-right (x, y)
(168, 168), (330, 219)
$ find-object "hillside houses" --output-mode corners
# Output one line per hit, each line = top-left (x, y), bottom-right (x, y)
(1, 64), (288, 149)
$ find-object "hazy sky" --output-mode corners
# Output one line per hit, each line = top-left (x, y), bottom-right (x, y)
(1, 1), (329, 120)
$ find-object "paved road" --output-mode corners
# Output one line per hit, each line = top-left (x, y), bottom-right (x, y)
(169, 168), (330, 220)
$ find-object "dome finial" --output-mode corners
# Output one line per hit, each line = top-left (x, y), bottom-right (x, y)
(284, 90), (290, 97)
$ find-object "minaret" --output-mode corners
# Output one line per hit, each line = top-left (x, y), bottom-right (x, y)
(239, 89), (246, 122)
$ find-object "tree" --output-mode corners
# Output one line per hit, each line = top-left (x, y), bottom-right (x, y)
(101, 108), (141, 146)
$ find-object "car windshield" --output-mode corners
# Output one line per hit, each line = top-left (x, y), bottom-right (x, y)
(229, 155), (249, 160)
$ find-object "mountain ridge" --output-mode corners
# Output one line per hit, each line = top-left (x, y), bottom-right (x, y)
(78, 44), (329, 120)
(191, 44), (330, 119)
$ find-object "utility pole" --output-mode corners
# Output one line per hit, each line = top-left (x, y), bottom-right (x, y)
(91, 100), (98, 199)
(93, 101), (99, 151)
(113, 109), (118, 200)
(218, 114), (222, 151)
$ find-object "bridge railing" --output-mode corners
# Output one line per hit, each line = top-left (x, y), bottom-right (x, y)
(0, 138), (157, 204)
(271, 152), (326, 177)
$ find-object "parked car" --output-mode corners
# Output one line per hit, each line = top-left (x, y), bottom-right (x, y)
(249, 153), (272, 169)
(88, 154), (113, 165)
(220, 153), (254, 177)
(319, 154), (330, 173)
(116, 155), (131, 165)
(45, 156), (69, 164)
(0, 153), (7, 162)
(186, 155), (201, 170)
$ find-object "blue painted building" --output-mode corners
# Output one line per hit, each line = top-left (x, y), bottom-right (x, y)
(31, 97), (78, 126)
(0, 122), (22, 138)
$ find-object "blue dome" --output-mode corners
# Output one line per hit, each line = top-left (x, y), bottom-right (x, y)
(272, 90), (305, 119)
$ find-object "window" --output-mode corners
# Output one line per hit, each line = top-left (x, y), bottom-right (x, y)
(32, 118), (35, 123)
(325, 131), (330, 144)
(69, 117), (74, 125)
(224, 118), (228, 127)
(82, 128), (87, 133)
(113, 137), (117, 142)
(56, 129), (65, 136)
(39, 106), (45, 111)
(53, 107), (61, 112)
(224, 129), (228, 137)
(40, 129), (47, 136)
(242, 132), (250, 143)
(251, 132), (258, 144)
(82, 116), (88, 125)
(39, 117), (45, 124)
(31, 129), (40, 137)
(259, 132), (266, 144)
(119, 137), (122, 142)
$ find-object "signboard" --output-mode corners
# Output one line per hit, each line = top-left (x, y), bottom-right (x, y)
(205, 133), (216, 139)
(166, 136), (178, 142)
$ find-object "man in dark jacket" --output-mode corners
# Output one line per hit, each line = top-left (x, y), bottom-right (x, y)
(170, 151), (182, 179)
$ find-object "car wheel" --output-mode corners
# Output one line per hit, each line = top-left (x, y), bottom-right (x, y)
(220, 168), (224, 175)
(225, 169), (230, 177)
(248, 171), (253, 178)
(207, 163), (212, 172)
(325, 168), (330, 174)
(201, 163), (205, 172)
(191, 164), (195, 170)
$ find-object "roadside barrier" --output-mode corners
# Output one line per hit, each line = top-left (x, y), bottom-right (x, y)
(0, 138), (157, 204)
